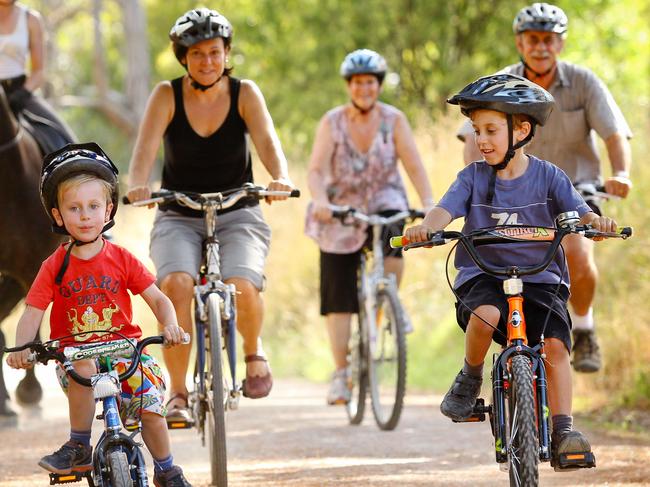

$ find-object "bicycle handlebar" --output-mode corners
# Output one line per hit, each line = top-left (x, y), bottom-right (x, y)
(328, 204), (425, 226)
(390, 223), (632, 278)
(4, 334), (190, 388)
(122, 183), (300, 210)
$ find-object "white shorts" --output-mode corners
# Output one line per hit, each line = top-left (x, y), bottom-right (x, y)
(149, 205), (271, 290)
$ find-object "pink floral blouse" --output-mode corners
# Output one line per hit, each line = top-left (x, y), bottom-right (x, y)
(305, 103), (409, 253)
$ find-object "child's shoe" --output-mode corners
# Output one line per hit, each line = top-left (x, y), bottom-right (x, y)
(38, 440), (92, 474)
(153, 465), (193, 487)
(440, 370), (482, 421)
(551, 430), (596, 471)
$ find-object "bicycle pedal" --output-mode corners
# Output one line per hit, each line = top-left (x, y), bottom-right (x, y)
(553, 451), (596, 471)
(167, 419), (195, 430)
(49, 470), (91, 484)
(452, 398), (489, 423)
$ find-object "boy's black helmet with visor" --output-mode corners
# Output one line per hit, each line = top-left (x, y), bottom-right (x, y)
(513, 2), (568, 36)
(40, 142), (119, 235)
(340, 49), (387, 84)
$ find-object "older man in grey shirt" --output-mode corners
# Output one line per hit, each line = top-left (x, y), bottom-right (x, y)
(458, 3), (633, 373)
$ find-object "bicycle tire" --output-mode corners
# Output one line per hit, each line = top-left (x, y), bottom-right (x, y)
(506, 354), (539, 487)
(346, 308), (368, 424)
(368, 287), (407, 431)
(207, 292), (228, 487)
(107, 450), (131, 487)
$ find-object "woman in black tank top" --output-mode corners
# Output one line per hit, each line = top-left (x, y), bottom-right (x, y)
(126, 8), (295, 412)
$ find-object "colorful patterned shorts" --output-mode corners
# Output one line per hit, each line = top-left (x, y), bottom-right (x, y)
(56, 352), (167, 426)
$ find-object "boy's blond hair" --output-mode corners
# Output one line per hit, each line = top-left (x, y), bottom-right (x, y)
(56, 173), (113, 207)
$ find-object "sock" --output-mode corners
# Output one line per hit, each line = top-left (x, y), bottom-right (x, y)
(571, 308), (594, 331)
(153, 454), (174, 473)
(463, 359), (483, 378)
(70, 430), (92, 448)
(552, 414), (573, 438)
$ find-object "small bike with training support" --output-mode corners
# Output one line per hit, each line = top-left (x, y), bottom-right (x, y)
(392, 211), (631, 487)
(4, 332), (185, 487)
(329, 205), (423, 431)
(127, 183), (299, 487)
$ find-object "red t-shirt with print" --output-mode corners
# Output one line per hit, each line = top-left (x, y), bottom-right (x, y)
(26, 240), (156, 343)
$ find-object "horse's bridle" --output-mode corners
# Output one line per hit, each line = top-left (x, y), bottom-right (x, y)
(0, 124), (24, 154)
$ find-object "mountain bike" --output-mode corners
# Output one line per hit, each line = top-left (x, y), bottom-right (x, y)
(329, 205), (423, 431)
(127, 183), (299, 487)
(5, 332), (184, 487)
(391, 211), (632, 486)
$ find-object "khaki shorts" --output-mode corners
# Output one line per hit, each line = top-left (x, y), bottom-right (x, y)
(150, 205), (271, 290)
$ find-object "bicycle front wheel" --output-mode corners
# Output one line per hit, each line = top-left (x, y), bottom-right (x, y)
(346, 309), (368, 424)
(107, 450), (131, 487)
(207, 292), (228, 487)
(506, 354), (539, 487)
(368, 287), (407, 431)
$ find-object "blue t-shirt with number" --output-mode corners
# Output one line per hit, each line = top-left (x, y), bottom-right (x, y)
(438, 155), (591, 288)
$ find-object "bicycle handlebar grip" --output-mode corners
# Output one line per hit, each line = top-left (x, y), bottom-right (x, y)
(121, 196), (131, 205)
(620, 227), (633, 238)
(290, 189), (301, 198)
(390, 235), (409, 248)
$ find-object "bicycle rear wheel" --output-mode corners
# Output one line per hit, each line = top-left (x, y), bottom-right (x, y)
(107, 450), (131, 487)
(207, 292), (228, 487)
(368, 287), (407, 431)
(346, 309), (368, 424)
(506, 354), (539, 487)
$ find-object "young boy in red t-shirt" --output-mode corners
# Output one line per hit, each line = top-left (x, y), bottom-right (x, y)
(6, 143), (192, 487)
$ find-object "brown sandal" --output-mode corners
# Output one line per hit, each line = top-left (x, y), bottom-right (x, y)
(165, 393), (193, 425)
(242, 354), (273, 399)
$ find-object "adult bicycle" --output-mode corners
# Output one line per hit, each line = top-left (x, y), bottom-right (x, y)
(127, 183), (299, 487)
(391, 211), (631, 486)
(5, 332), (185, 487)
(329, 205), (423, 431)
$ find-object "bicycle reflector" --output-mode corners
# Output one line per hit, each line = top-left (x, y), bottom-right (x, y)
(390, 236), (409, 248)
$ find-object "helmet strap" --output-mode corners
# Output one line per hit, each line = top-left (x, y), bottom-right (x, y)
(520, 58), (556, 79)
(54, 236), (104, 285)
(351, 100), (375, 115)
(486, 115), (537, 204)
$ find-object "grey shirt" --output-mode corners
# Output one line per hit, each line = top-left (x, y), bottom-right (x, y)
(457, 61), (632, 183)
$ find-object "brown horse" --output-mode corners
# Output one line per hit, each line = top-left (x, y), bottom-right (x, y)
(0, 85), (64, 415)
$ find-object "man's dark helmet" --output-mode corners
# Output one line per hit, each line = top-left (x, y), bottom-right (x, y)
(40, 142), (119, 235)
(340, 49), (387, 83)
(447, 73), (555, 126)
(513, 3), (568, 35)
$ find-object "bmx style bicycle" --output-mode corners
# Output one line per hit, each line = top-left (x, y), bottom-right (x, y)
(329, 205), (423, 431)
(128, 183), (299, 487)
(392, 211), (631, 486)
(5, 332), (183, 487)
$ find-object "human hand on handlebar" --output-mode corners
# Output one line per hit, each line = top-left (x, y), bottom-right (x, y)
(604, 175), (632, 198)
(581, 213), (617, 241)
(265, 177), (295, 204)
(404, 224), (435, 244)
(126, 185), (155, 208)
(162, 324), (190, 347)
(311, 200), (334, 222)
(6, 348), (33, 369)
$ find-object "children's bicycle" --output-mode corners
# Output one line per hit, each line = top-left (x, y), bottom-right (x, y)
(4, 333), (183, 487)
(392, 212), (632, 486)
(127, 183), (299, 487)
(329, 205), (423, 431)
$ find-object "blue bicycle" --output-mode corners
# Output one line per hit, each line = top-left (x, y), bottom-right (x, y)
(5, 333), (182, 487)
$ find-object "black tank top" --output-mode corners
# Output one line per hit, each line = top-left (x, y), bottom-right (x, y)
(161, 76), (256, 217)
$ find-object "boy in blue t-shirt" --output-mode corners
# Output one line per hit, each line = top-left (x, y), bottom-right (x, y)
(405, 74), (617, 467)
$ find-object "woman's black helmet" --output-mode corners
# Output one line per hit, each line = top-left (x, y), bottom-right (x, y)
(513, 3), (568, 36)
(340, 49), (387, 83)
(447, 73), (554, 126)
(40, 142), (119, 235)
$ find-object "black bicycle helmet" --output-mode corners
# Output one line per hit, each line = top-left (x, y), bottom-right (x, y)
(340, 49), (387, 83)
(513, 3), (568, 35)
(169, 8), (232, 51)
(41, 142), (119, 235)
(447, 73), (554, 126)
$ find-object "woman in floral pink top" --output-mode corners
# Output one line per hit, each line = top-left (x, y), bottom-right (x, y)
(306, 49), (434, 405)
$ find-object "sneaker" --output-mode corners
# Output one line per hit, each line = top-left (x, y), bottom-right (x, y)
(440, 370), (482, 421)
(38, 440), (92, 475)
(551, 430), (596, 471)
(154, 465), (192, 487)
(572, 329), (602, 373)
(326, 369), (351, 405)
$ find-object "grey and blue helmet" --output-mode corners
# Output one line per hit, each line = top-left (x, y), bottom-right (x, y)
(340, 49), (387, 83)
